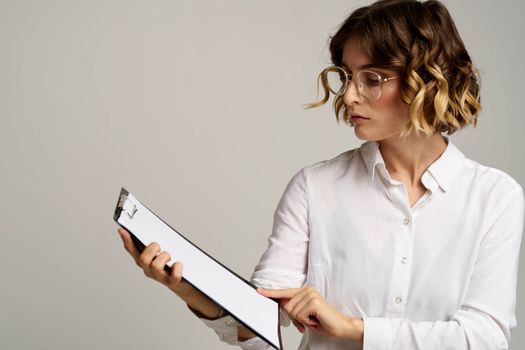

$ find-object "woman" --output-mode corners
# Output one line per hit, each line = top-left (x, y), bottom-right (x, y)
(117, 0), (524, 348)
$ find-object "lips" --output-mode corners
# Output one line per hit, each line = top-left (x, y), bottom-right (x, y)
(349, 113), (370, 125)
(350, 113), (369, 119)
(350, 114), (369, 124)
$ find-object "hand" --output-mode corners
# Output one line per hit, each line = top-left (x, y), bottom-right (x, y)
(257, 286), (364, 343)
(117, 228), (190, 297)
(117, 228), (229, 320)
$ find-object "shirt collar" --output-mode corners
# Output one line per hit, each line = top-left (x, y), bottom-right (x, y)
(360, 140), (386, 183)
(359, 136), (466, 192)
(426, 137), (466, 192)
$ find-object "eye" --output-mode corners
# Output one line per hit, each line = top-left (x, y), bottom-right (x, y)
(362, 72), (381, 86)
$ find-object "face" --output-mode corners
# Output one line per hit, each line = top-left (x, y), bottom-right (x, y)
(341, 35), (410, 142)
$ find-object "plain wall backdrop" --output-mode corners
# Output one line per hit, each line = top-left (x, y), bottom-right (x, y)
(1, 0), (524, 349)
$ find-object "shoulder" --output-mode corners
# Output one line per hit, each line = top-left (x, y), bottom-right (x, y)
(281, 147), (361, 197)
(300, 146), (361, 180)
(458, 156), (524, 226)
(463, 157), (523, 198)
(460, 157), (525, 245)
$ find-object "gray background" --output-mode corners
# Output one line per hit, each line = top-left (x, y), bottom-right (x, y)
(1, 0), (524, 349)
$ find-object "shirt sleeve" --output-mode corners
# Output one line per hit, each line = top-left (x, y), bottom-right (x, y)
(250, 166), (310, 291)
(193, 167), (310, 348)
(363, 186), (525, 350)
(188, 294), (273, 349)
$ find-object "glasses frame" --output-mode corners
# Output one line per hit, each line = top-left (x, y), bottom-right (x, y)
(321, 65), (400, 101)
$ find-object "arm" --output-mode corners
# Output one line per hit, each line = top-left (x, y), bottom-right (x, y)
(234, 168), (311, 346)
(228, 167), (311, 348)
(363, 187), (525, 350)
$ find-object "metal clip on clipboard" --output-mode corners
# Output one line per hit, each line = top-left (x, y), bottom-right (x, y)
(114, 188), (146, 253)
(114, 188), (137, 220)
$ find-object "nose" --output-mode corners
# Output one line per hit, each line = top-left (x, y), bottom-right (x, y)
(342, 79), (362, 106)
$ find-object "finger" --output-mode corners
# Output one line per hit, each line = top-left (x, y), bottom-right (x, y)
(138, 242), (161, 269)
(150, 251), (171, 281)
(279, 287), (321, 327)
(279, 289), (306, 311)
(283, 289), (313, 322)
(167, 261), (184, 289)
(118, 228), (140, 261)
(257, 287), (302, 299)
(296, 304), (320, 327)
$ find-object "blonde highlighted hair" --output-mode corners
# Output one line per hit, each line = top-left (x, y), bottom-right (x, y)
(305, 0), (481, 138)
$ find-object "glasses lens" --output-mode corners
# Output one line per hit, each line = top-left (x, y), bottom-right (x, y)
(325, 67), (346, 95)
(358, 71), (382, 100)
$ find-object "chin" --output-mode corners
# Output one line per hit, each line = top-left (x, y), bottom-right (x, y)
(353, 126), (401, 143)
(353, 128), (380, 142)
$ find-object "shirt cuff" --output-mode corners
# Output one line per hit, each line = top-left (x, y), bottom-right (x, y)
(199, 315), (271, 349)
(200, 315), (240, 345)
(239, 336), (272, 350)
(187, 304), (272, 349)
(363, 317), (392, 350)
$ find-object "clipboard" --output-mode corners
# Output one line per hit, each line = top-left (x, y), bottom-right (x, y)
(113, 188), (283, 349)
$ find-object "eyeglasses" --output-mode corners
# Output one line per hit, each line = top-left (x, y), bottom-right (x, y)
(320, 65), (399, 101)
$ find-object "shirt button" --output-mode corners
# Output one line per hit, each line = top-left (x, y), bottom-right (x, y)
(226, 320), (234, 326)
(395, 297), (403, 304)
(403, 218), (410, 225)
(401, 257), (407, 264)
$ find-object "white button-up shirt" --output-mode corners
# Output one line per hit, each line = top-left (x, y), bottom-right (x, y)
(199, 137), (524, 350)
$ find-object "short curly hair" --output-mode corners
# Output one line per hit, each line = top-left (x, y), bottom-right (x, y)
(305, 0), (481, 138)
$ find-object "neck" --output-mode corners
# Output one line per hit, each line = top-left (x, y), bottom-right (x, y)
(377, 133), (447, 187)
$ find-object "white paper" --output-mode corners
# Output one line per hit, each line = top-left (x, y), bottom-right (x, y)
(116, 192), (281, 349)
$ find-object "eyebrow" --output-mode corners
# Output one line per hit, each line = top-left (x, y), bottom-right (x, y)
(341, 62), (378, 71)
